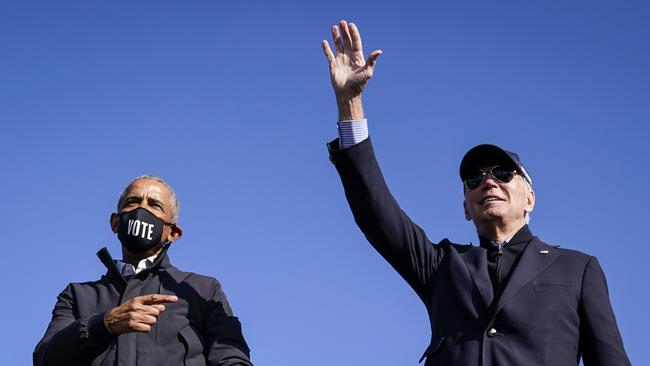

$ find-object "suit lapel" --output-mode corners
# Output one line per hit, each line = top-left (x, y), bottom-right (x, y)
(491, 237), (560, 318)
(458, 246), (493, 311)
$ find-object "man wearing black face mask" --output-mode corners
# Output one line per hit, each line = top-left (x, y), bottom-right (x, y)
(34, 175), (252, 366)
(116, 207), (176, 255)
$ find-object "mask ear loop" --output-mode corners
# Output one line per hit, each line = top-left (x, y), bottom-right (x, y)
(162, 218), (176, 227)
(161, 221), (178, 246)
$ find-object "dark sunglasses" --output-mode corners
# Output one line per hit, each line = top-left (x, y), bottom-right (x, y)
(463, 165), (518, 191)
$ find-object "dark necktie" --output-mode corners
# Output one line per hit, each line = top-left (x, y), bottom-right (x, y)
(486, 241), (506, 288)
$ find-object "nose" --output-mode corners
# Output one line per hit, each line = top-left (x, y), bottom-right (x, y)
(481, 175), (500, 189)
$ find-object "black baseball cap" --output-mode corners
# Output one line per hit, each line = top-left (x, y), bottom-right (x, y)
(459, 144), (533, 186)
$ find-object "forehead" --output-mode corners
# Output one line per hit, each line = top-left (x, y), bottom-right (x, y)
(123, 179), (171, 201)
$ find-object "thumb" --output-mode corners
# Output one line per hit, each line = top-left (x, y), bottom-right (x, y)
(366, 50), (383, 67)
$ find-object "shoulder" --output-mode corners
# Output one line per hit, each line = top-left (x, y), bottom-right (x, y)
(536, 237), (592, 257)
(440, 237), (476, 252)
(52, 277), (108, 306)
(534, 237), (596, 269)
(65, 276), (109, 292)
(166, 267), (224, 295)
(165, 267), (233, 314)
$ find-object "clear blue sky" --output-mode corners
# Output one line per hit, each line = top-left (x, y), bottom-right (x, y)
(2, 1), (648, 365)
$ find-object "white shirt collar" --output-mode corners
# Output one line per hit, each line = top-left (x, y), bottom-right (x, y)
(115, 253), (158, 275)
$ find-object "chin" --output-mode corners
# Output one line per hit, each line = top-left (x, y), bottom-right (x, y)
(476, 210), (505, 222)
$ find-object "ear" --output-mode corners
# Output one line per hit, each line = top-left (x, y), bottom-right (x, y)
(166, 224), (183, 243)
(525, 189), (536, 214)
(110, 213), (119, 233)
(463, 200), (472, 221)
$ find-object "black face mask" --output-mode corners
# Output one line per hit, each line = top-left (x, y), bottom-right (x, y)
(117, 207), (175, 254)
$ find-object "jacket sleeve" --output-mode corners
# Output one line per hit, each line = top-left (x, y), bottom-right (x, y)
(579, 257), (631, 366)
(33, 284), (115, 366)
(203, 280), (252, 366)
(328, 137), (443, 298)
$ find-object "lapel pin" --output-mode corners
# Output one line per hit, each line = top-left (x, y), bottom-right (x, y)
(540, 250), (549, 254)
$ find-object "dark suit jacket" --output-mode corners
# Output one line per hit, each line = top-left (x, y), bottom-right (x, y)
(34, 246), (251, 366)
(329, 138), (630, 366)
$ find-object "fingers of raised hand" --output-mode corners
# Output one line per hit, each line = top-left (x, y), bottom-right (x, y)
(322, 40), (334, 63)
(366, 50), (383, 67)
(348, 23), (363, 53)
(339, 20), (354, 53)
(331, 25), (344, 54)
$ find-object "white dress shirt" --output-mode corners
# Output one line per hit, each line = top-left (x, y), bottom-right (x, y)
(115, 254), (158, 275)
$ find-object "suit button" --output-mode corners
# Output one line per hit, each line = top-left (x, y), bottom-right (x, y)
(487, 328), (498, 337)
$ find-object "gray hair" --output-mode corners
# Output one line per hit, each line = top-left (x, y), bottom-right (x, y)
(117, 174), (180, 223)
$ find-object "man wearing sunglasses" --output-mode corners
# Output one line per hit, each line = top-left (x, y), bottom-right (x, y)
(322, 20), (629, 365)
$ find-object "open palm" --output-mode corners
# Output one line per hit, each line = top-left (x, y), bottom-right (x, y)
(322, 21), (382, 98)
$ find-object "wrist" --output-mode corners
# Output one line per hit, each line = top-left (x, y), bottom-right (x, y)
(87, 311), (116, 344)
(103, 309), (115, 334)
(336, 95), (364, 121)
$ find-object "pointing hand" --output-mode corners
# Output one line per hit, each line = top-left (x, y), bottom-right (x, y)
(104, 294), (178, 334)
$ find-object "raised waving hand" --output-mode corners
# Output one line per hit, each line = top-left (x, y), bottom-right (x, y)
(322, 20), (382, 120)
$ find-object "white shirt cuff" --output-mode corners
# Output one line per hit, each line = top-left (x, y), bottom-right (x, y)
(337, 119), (368, 149)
